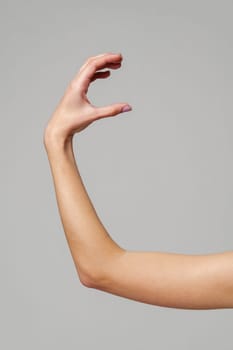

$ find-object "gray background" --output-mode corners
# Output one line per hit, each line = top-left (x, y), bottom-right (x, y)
(2, 0), (233, 348)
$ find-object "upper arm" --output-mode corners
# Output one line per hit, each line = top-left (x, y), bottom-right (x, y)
(99, 249), (233, 309)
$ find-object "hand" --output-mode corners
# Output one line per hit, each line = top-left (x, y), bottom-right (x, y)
(44, 52), (132, 143)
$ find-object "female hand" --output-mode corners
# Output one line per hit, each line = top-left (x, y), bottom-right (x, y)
(44, 52), (132, 143)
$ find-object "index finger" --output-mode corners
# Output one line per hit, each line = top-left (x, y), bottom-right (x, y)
(72, 53), (123, 92)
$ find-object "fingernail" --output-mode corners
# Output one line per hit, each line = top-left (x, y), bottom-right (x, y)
(121, 105), (132, 113)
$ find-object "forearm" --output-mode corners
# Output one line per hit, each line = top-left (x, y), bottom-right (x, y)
(44, 132), (233, 309)
(44, 131), (125, 287)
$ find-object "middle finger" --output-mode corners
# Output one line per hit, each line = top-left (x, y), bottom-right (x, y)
(75, 53), (123, 91)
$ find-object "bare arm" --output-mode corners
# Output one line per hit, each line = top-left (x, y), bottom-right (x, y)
(43, 52), (233, 310)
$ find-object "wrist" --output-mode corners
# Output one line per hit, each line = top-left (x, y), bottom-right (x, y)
(43, 130), (76, 168)
(43, 124), (73, 151)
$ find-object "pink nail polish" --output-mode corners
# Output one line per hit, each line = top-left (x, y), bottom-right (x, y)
(121, 105), (132, 113)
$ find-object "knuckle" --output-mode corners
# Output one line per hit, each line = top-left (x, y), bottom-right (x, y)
(80, 56), (94, 70)
(87, 57), (97, 69)
(107, 108), (115, 116)
(87, 55), (95, 62)
(69, 79), (78, 90)
(95, 52), (110, 58)
(87, 60), (97, 70)
(93, 108), (101, 118)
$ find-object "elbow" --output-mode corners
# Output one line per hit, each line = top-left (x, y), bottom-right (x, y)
(80, 274), (95, 288)
(75, 246), (126, 289)
(77, 266), (108, 289)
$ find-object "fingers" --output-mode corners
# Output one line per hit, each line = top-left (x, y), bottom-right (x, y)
(90, 70), (111, 82)
(94, 102), (132, 120)
(79, 52), (122, 73)
(71, 52), (123, 93)
(78, 53), (110, 73)
(90, 62), (123, 82)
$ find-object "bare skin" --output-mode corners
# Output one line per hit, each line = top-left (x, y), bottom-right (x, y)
(43, 52), (233, 310)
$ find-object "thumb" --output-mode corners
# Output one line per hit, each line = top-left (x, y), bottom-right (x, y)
(95, 103), (132, 119)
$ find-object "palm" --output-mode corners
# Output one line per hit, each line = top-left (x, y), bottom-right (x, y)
(47, 53), (131, 139)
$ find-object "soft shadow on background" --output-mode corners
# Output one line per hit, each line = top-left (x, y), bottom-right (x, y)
(2, 0), (233, 348)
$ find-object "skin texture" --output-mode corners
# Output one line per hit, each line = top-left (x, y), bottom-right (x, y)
(43, 52), (233, 310)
